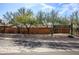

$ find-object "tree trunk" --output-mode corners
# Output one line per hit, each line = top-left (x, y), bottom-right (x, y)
(26, 25), (30, 34)
(51, 24), (54, 36)
(17, 26), (20, 34)
(4, 23), (5, 33)
(27, 27), (29, 34)
(71, 22), (73, 35)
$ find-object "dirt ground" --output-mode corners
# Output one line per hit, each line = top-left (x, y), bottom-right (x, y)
(0, 33), (79, 55)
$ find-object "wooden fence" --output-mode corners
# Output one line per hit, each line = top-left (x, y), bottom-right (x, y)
(0, 25), (71, 34)
(53, 25), (70, 33)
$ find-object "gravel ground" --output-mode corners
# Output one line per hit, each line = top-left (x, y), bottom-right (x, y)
(0, 33), (79, 55)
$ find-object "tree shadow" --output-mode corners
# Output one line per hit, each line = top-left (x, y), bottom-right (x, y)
(47, 42), (79, 50)
(13, 39), (79, 50)
(13, 40), (42, 49)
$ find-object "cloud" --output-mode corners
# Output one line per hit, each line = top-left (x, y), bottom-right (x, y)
(24, 3), (54, 13)
(58, 3), (79, 16)
(24, 3), (37, 9)
(2, 3), (79, 17)
(23, 3), (79, 16)
(40, 4), (53, 12)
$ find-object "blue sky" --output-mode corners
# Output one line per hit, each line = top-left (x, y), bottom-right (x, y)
(0, 3), (79, 20)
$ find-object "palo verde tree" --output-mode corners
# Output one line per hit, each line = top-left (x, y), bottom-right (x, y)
(70, 11), (79, 35)
(50, 10), (59, 35)
(3, 7), (36, 33)
(36, 11), (46, 25)
(3, 7), (79, 35)
(70, 12), (75, 36)
(58, 16), (69, 25)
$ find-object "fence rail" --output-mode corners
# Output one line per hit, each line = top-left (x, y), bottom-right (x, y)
(0, 25), (79, 35)
(0, 25), (73, 34)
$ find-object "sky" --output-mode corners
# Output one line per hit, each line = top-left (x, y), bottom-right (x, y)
(0, 3), (79, 21)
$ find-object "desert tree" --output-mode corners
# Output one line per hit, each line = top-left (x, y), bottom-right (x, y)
(70, 11), (79, 35)
(50, 10), (59, 35)
(36, 11), (46, 26)
(3, 7), (35, 33)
